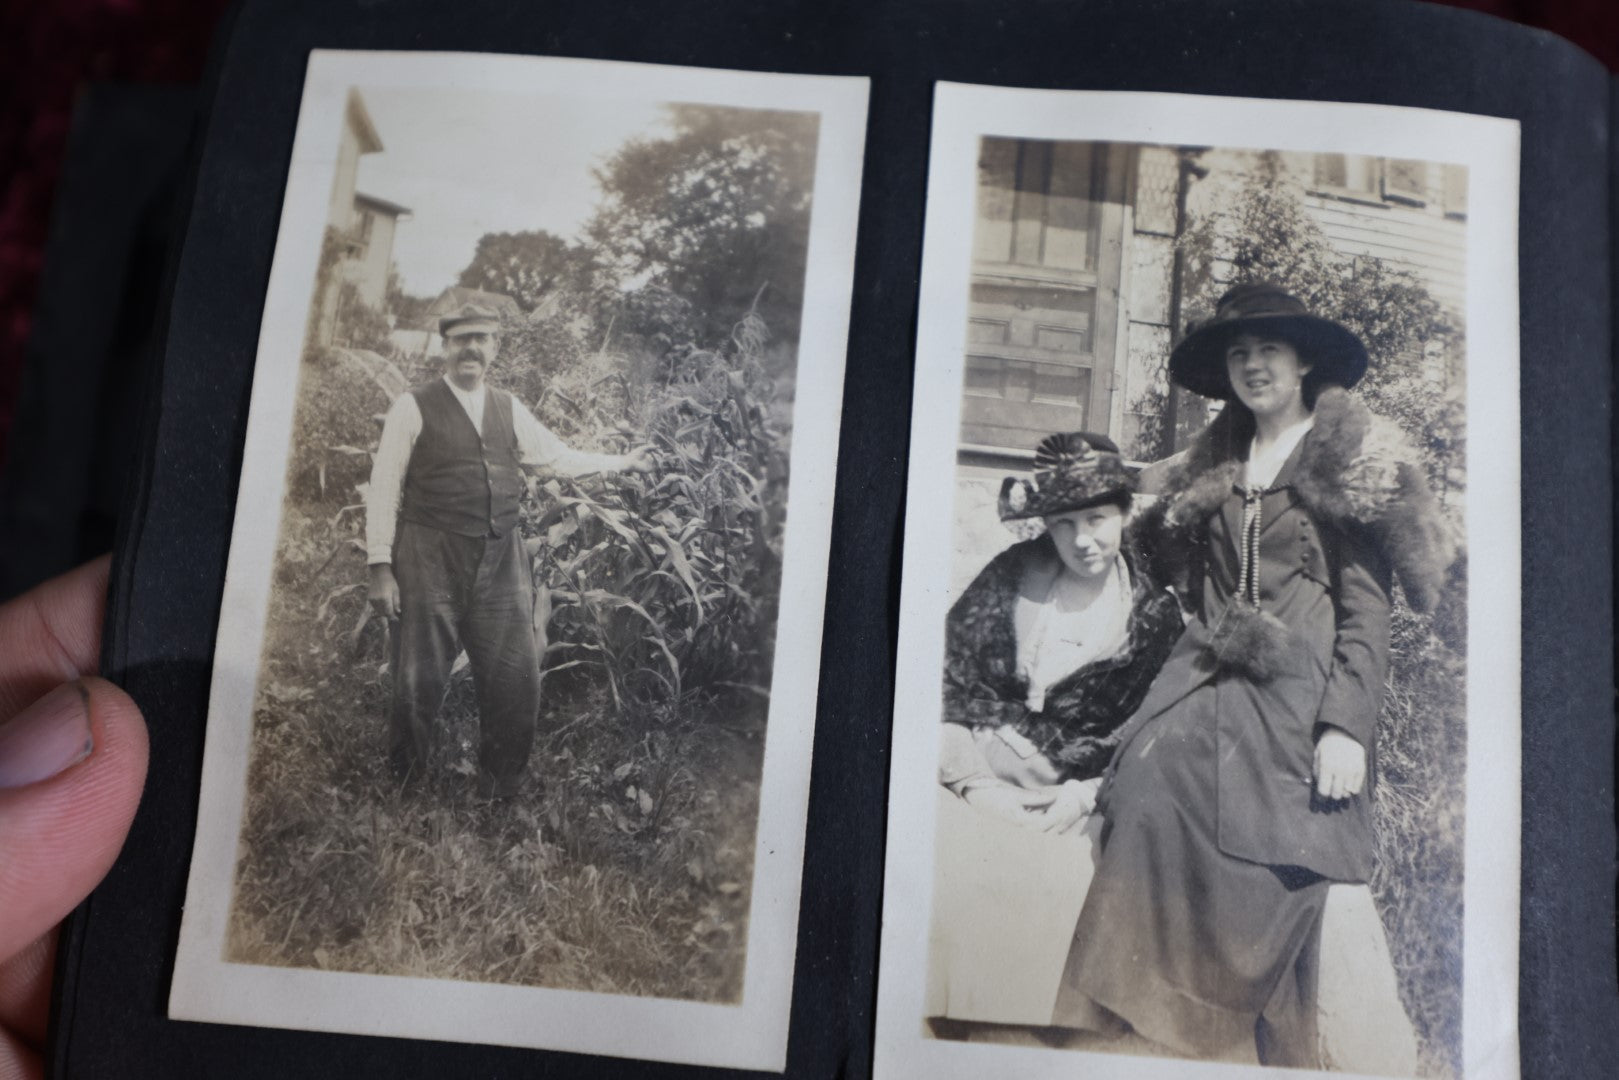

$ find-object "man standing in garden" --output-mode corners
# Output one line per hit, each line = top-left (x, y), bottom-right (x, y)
(365, 300), (654, 798)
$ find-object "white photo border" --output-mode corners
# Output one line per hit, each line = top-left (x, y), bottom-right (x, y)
(873, 85), (1521, 1080)
(167, 49), (869, 1073)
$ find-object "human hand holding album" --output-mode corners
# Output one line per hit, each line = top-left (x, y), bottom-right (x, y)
(0, 557), (148, 1080)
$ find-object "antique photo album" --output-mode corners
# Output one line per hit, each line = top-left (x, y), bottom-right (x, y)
(45, 2), (1616, 1078)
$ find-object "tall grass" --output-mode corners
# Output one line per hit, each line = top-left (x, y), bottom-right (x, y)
(228, 503), (763, 1000)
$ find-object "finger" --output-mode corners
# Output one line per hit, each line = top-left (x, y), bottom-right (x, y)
(0, 677), (149, 964)
(0, 1026), (42, 1080)
(0, 556), (110, 721)
(0, 930), (54, 1052)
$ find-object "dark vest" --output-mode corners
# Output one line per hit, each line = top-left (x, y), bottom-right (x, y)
(398, 379), (524, 538)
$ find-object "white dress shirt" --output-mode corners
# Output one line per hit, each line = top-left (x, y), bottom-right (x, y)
(366, 377), (629, 564)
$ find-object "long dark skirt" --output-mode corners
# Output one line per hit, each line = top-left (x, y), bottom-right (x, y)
(1050, 680), (1328, 1067)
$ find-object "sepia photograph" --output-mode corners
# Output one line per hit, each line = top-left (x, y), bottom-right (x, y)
(875, 89), (1521, 1080)
(169, 50), (867, 1070)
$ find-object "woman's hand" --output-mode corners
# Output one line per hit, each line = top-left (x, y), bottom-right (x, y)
(1035, 778), (1100, 834)
(1313, 726), (1367, 801)
(961, 783), (1049, 825)
(0, 557), (149, 1080)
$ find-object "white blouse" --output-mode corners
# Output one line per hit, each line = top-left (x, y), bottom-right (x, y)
(1013, 555), (1133, 712)
(1244, 414), (1315, 490)
(940, 554), (1134, 793)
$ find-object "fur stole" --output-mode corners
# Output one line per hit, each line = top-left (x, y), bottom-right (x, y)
(1140, 388), (1456, 678)
(942, 537), (1184, 779)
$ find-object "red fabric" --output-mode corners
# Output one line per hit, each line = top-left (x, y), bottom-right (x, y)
(0, 0), (231, 464)
(1437, 0), (1619, 70)
(0, 1), (1611, 466)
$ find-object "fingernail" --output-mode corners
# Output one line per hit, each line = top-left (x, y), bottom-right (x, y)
(0, 681), (94, 789)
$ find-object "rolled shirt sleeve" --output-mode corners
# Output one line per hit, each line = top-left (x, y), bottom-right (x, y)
(365, 393), (422, 566)
(511, 398), (630, 477)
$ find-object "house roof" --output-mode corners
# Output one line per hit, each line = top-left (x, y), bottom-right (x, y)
(345, 89), (384, 154)
(354, 191), (412, 219)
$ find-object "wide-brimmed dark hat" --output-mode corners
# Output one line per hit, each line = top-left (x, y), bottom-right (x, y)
(1168, 282), (1369, 400)
(998, 432), (1134, 522)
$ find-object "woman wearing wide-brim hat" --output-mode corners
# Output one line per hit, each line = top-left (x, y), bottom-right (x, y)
(1050, 282), (1454, 1066)
(926, 431), (1183, 1036)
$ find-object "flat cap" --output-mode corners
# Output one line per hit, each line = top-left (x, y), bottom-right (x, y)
(439, 301), (502, 337)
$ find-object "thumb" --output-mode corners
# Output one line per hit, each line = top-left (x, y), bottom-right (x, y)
(0, 677), (149, 963)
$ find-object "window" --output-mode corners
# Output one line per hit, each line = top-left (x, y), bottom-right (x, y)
(1313, 154), (1380, 199)
(964, 139), (1122, 451)
(974, 138), (1103, 271)
(1382, 159), (1428, 204)
(1441, 164), (1468, 218)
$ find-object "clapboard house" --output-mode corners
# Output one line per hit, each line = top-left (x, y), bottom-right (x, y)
(950, 141), (1468, 591)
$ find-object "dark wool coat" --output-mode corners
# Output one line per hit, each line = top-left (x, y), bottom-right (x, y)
(1114, 388), (1455, 882)
(942, 535), (1184, 781)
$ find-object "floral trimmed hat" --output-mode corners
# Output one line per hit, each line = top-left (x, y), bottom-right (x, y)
(1168, 281), (1369, 400)
(997, 431), (1134, 522)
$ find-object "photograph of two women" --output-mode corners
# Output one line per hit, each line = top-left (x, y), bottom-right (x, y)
(880, 88), (1518, 1080)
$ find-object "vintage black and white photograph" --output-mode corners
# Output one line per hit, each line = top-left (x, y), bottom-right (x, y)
(169, 51), (866, 1069)
(875, 89), (1520, 1080)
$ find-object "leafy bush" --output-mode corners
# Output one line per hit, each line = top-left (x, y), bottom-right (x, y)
(331, 281), (394, 354)
(285, 347), (397, 505)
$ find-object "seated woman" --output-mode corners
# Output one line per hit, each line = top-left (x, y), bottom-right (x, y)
(1053, 282), (1453, 1068)
(926, 432), (1183, 1037)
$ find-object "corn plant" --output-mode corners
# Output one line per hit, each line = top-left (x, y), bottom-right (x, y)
(527, 307), (785, 719)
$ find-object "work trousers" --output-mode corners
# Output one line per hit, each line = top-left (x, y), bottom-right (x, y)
(389, 519), (541, 793)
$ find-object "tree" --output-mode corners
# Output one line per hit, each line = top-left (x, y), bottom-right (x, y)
(587, 104), (818, 342)
(456, 229), (596, 313)
(385, 264), (432, 328)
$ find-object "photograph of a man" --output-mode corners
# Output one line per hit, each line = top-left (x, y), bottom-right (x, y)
(365, 300), (653, 799)
(198, 67), (859, 1028)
